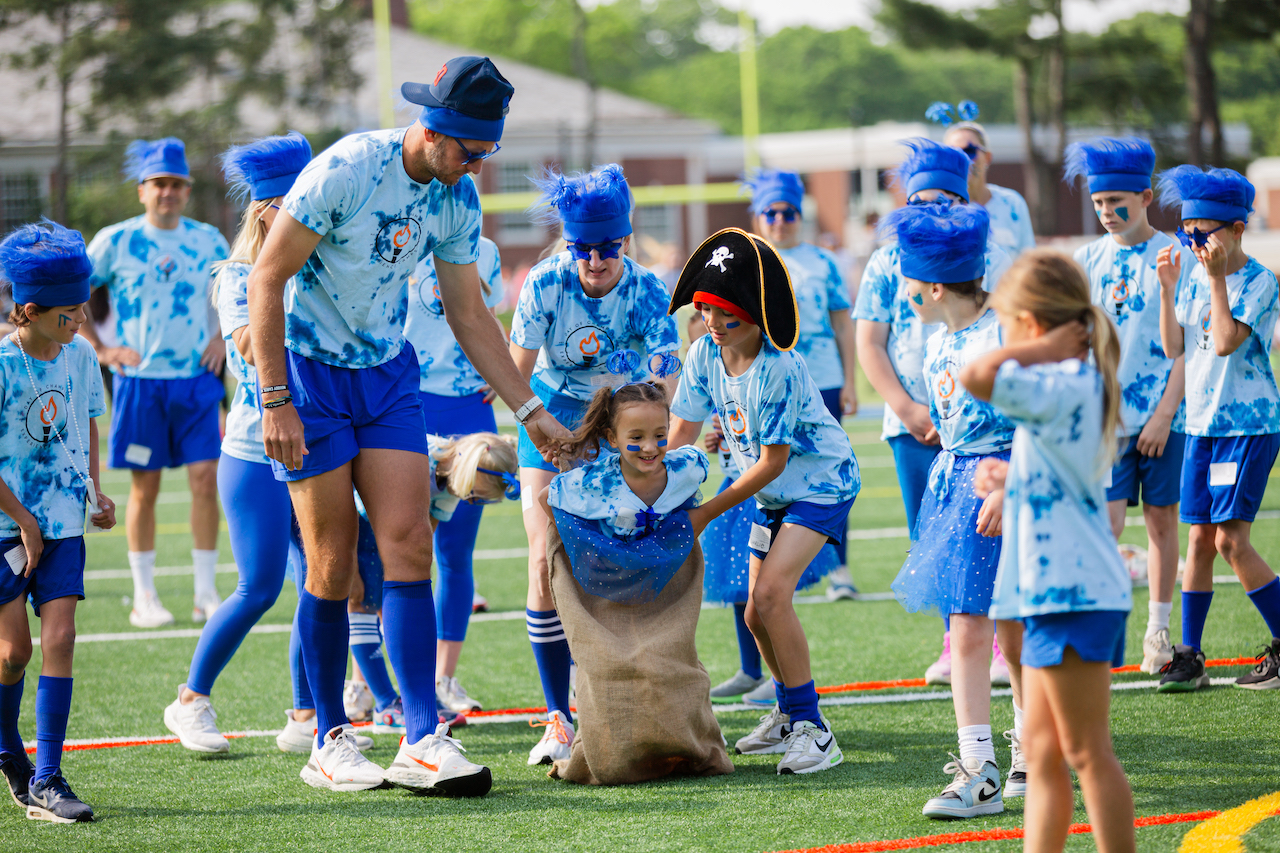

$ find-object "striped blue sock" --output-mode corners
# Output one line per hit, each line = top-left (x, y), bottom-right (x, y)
(348, 614), (399, 712)
(34, 676), (72, 783)
(527, 609), (573, 723)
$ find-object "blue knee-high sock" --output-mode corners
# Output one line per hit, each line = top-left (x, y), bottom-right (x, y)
(1247, 577), (1280, 639)
(0, 676), (24, 758)
(382, 580), (438, 744)
(527, 609), (573, 723)
(733, 604), (762, 680)
(434, 501), (481, 643)
(296, 590), (348, 747)
(1182, 590), (1214, 651)
(773, 679), (789, 715)
(785, 680), (822, 728)
(34, 676), (72, 783)
(349, 614), (399, 712)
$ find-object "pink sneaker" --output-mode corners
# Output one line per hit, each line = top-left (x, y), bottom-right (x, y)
(925, 632), (952, 685)
(991, 635), (1011, 686)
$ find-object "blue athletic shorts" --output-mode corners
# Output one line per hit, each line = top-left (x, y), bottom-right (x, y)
(420, 390), (498, 437)
(0, 536), (85, 617)
(749, 497), (855, 560)
(1180, 433), (1280, 524)
(820, 387), (844, 424)
(1107, 431), (1185, 507)
(110, 373), (223, 470)
(272, 344), (428, 482)
(1021, 609), (1128, 669)
(517, 375), (589, 473)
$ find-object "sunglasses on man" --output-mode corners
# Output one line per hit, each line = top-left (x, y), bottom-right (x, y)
(454, 137), (500, 165)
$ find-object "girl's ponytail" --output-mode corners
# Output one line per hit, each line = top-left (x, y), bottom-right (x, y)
(1088, 303), (1122, 467)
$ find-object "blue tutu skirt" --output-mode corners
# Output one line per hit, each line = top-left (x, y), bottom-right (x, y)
(700, 476), (839, 605)
(892, 453), (1007, 617)
(552, 507), (695, 605)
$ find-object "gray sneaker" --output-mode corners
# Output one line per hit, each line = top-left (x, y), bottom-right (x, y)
(734, 706), (791, 755)
(922, 755), (1003, 819)
(742, 678), (778, 706)
(1003, 729), (1026, 797)
(777, 719), (843, 775)
(710, 670), (770, 703)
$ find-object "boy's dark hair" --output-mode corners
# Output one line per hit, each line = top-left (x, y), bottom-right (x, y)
(563, 382), (669, 463)
(8, 303), (52, 328)
(940, 277), (987, 307)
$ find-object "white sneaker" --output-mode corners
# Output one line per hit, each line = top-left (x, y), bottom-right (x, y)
(471, 592), (489, 613)
(385, 723), (492, 796)
(129, 591), (175, 629)
(1119, 543), (1149, 587)
(343, 680), (375, 722)
(922, 755), (1003, 818)
(734, 705), (791, 755)
(276, 711), (372, 754)
(1141, 627), (1174, 674)
(925, 632), (952, 685)
(826, 565), (858, 601)
(526, 711), (574, 766)
(192, 590), (221, 624)
(163, 686), (228, 754)
(777, 719), (842, 774)
(1003, 729), (1026, 797)
(436, 675), (482, 713)
(742, 678), (777, 706)
(300, 727), (386, 792)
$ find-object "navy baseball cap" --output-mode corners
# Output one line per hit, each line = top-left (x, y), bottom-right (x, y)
(401, 56), (514, 143)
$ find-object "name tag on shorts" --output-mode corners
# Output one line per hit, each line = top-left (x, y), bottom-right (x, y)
(124, 443), (153, 467)
(1209, 461), (1239, 487)
(5, 545), (25, 575)
(749, 523), (772, 553)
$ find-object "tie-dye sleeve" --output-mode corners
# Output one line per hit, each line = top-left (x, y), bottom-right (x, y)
(990, 360), (1067, 427)
(753, 356), (802, 446)
(669, 337), (714, 423)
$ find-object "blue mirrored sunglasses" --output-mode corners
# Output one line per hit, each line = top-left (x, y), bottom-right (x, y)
(1175, 224), (1228, 248)
(961, 143), (986, 161)
(762, 207), (799, 223)
(568, 240), (624, 260)
(475, 466), (520, 501)
(454, 137), (500, 165)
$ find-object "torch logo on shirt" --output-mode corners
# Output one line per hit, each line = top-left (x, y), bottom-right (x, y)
(563, 325), (614, 368)
(720, 400), (751, 452)
(1197, 304), (1213, 350)
(415, 275), (445, 317)
(935, 359), (960, 421)
(375, 217), (422, 264)
(1109, 277), (1129, 317)
(155, 255), (179, 283)
(25, 390), (68, 444)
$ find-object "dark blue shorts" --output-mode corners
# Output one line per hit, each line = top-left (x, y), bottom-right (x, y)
(1021, 610), (1128, 669)
(1107, 431), (1185, 507)
(419, 390), (498, 437)
(1180, 433), (1280, 524)
(517, 376), (589, 473)
(109, 373), (223, 469)
(0, 536), (85, 617)
(272, 344), (429, 482)
(820, 387), (844, 424)
(749, 497), (855, 561)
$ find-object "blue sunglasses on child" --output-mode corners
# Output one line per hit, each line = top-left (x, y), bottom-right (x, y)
(474, 467), (520, 502)
(761, 207), (799, 224)
(568, 240), (624, 261)
(1175, 224), (1229, 249)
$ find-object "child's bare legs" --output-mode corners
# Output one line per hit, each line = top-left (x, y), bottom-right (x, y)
(997, 620), (1024, 709)
(949, 614), (994, 727)
(35, 598), (76, 678)
(1023, 649), (1135, 853)
(1183, 523), (1217, 594)
(744, 524), (826, 687)
(0, 595), (32, 688)
(522, 467), (557, 612)
(521, 466), (574, 730)
(1215, 520), (1277, 591)
(1144, 503), (1181, 609)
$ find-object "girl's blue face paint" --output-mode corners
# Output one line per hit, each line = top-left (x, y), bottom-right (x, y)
(911, 293), (924, 306)
(725, 321), (740, 329)
(625, 445), (642, 452)
(1115, 206), (1129, 221)
(657, 439), (667, 447)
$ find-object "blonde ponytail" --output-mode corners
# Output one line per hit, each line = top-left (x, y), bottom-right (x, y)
(1087, 303), (1122, 466)
(211, 198), (275, 304)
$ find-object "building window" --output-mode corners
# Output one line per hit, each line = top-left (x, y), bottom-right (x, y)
(1, 173), (43, 233)
(496, 161), (543, 246)
(633, 204), (678, 246)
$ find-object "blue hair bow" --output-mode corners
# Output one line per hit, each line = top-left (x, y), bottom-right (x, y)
(477, 467), (520, 501)
(634, 505), (661, 535)
(607, 348), (681, 379)
(925, 100), (980, 127)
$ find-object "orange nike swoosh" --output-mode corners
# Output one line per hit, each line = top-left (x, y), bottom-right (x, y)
(409, 756), (438, 772)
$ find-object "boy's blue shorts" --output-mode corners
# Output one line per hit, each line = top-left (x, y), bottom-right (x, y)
(110, 373), (223, 469)
(1107, 431), (1186, 508)
(1180, 433), (1280, 524)
(749, 497), (855, 561)
(1021, 609), (1128, 669)
(516, 376), (589, 473)
(271, 344), (428, 482)
(0, 536), (85, 617)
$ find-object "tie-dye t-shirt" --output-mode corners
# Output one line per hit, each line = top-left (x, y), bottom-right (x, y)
(214, 262), (266, 465)
(1175, 257), (1280, 437)
(925, 310), (1014, 455)
(1076, 232), (1191, 436)
(853, 241), (1012, 439)
(406, 237), (504, 397)
(988, 358), (1131, 620)
(778, 243), (851, 391)
(283, 128), (481, 368)
(510, 253), (680, 402)
(0, 335), (106, 539)
(983, 184), (1036, 258)
(671, 336), (860, 510)
(548, 445), (708, 539)
(86, 215), (228, 379)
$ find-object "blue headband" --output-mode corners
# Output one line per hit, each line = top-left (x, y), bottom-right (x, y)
(743, 169), (804, 216)
(896, 138), (971, 203)
(1063, 137), (1154, 194)
(882, 201), (989, 285)
(1157, 165), (1255, 224)
(221, 132), (313, 202)
(124, 138), (190, 183)
(530, 164), (634, 244)
(402, 56), (513, 144)
(0, 220), (93, 306)
(419, 106), (505, 144)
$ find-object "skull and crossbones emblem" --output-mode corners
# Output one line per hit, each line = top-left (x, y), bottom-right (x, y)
(705, 246), (734, 272)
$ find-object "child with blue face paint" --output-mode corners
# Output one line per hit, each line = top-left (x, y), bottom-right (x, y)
(1154, 165), (1280, 692)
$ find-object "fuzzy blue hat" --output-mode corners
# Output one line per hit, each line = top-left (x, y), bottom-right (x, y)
(0, 220), (93, 306)
(530, 164), (634, 244)
(124, 138), (190, 183)
(894, 138), (972, 203)
(880, 201), (989, 284)
(1063, 137), (1155, 194)
(221, 132), (312, 202)
(742, 169), (805, 216)
(1157, 165), (1255, 224)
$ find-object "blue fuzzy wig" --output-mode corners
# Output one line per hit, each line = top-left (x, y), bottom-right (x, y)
(0, 219), (93, 306)
(742, 169), (805, 216)
(1157, 165), (1255, 224)
(879, 201), (989, 284)
(893, 138), (972, 203)
(123, 137), (189, 183)
(221, 132), (312, 203)
(529, 163), (633, 244)
(1062, 137), (1155, 194)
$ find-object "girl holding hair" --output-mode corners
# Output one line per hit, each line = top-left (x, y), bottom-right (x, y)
(962, 250), (1134, 853)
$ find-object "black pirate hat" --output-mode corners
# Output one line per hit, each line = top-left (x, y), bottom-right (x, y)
(668, 227), (799, 351)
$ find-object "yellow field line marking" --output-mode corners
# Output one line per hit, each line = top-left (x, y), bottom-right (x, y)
(1178, 790), (1280, 853)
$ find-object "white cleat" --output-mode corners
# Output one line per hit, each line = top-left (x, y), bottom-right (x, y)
(276, 710), (372, 754)
(734, 705), (791, 755)
(343, 679), (375, 722)
(436, 675), (482, 713)
(129, 590), (175, 628)
(192, 590), (221, 624)
(826, 565), (858, 601)
(300, 727), (387, 792)
(163, 686), (229, 754)
(471, 592), (489, 613)
(527, 711), (574, 766)
(385, 723), (492, 796)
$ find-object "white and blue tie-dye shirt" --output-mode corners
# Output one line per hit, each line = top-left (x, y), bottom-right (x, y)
(1077, 232), (1191, 436)
(853, 241), (1012, 439)
(214, 263), (266, 465)
(671, 336), (860, 510)
(406, 237), (504, 397)
(86, 215), (228, 379)
(510, 253), (680, 402)
(778, 243), (852, 391)
(1175, 257), (1280, 437)
(0, 335), (105, 539)
(983, 184), (1036, 258)
(547, 445), (708, 539)
(926, 310), (1015, 454)
(988, 359), (1131, 620)
(426, 435), (463, 523)
(283, 128), (482, 368)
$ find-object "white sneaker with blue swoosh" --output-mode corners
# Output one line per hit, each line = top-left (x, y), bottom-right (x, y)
(922, 755), (1004, 818)
(776, 718), (843, 774)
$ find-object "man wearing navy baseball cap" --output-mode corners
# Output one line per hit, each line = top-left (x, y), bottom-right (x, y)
(246, 56), (572, 795)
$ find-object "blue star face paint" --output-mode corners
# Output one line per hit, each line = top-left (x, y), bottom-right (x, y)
(1115, 206), (1129, 222)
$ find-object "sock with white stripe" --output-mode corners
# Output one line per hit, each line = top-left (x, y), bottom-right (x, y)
(192, 549), (219, 599)
(128, 550), (157, 600)
(348, 613), (399, 712)
(527, 608), (573, 723)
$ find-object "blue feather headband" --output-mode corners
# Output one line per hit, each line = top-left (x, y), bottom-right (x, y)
(1156, 165), (1255, 224)
(925, 100), (980, 127)
(741, 168), (805, 216)
(893, 138), (972, 203)
(123, 137), (189, 183)
(0, 219), (93, 306)
(879, 201), (989, 285)
(1062, 137), (1154, 194)
(529, 163), (634, 244)
(221, 132), (313, 203)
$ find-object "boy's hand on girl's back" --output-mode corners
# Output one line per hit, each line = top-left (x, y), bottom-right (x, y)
(1156, 246), (1182, 291)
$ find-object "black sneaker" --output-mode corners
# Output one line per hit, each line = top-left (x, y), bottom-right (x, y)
(26, 773), (93, 823)
(1157, 644), (1210, 693)
(1236, 637), (1280, 690)
(0, 751), (33, 807)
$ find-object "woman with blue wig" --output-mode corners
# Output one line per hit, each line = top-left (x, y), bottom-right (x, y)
(509, 163), (681, 766)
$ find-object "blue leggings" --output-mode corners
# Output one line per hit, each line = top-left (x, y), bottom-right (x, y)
(420, 391), (496, 643)
(819, 387), (849, 566)
(187, 454), (292, 696)
(887, 433), (941, 538)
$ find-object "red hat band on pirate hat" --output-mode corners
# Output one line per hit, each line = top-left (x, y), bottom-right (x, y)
(692, 291), (756, 326)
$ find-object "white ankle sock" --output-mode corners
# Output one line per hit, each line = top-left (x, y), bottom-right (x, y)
(958, 724), (995, 765)
(192, 549), (219, 598)
(1012, 703), (1024, 738)
(128, 550), (157, 599)
(1148, 600), (1173, 634)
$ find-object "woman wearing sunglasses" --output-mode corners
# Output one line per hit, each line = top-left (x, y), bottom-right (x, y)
(509, 163), (681, 767)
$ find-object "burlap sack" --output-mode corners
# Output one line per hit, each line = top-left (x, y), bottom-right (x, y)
(546, 523), (735, 785)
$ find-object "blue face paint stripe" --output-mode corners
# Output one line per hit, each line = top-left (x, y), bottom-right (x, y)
(657, 439), (667, 447)
(625, 445), (642, 452)
(725, 321), (741, 329)
(1116, 207), (1129, 221)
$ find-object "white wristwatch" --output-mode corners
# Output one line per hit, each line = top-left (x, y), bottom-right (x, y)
(514, 397), (544, 425)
